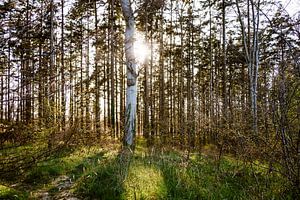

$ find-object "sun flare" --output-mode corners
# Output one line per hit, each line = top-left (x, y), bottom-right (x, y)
(134, 33), (149, 63)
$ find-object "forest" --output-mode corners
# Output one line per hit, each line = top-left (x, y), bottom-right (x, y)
(0, 0), (299, 199)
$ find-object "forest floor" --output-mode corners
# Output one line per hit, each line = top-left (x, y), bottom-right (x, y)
(0, 137), (292, 199)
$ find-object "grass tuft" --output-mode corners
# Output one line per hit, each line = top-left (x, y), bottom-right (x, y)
(0, 185), (28, 200)
(124, 162), (167, 199)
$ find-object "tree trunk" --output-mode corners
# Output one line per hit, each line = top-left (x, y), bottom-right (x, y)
(61, 0), (65, 131)
(143, 9), (150, 144)
(49, 0), (55, 127)
(222, 0), (227, 124)
(120, 0), (138, 147)
(80, 18), (84, 129)
(159, 8), (165, 143)
(86, 8), (90, 131)
(94, 1), (100, 134)
(110, 0), (115, 136)
(236, 0), (260, 137)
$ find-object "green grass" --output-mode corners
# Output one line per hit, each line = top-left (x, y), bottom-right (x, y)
(0, 185), (28, 200)
(74, 142), (292, 200)
(0, 138), (294, 199)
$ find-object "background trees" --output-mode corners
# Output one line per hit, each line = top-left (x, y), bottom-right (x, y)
(0, 0), (299, 192)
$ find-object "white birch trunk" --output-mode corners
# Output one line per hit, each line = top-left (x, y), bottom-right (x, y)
(236, 0), (260, 135)
(120, 0), (138, 147)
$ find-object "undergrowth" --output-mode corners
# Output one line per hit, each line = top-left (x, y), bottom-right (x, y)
(0, 138), (294, 199)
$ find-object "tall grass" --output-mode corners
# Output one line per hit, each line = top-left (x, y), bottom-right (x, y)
(0, 139), (294, 199)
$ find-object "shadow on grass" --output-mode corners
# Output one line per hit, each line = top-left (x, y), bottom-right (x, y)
(14, 141), (291, 200)
(144, 151), (210, 199)
(158, 152), (292, 200)
(74, 148), (132, 200)
(0, 145), (111, 200)
(0, 146), (76, 199)
(74, 148), (249, 200)
(0, 145), (75, 184)
(30, 146), (293, 200)
(22, 147), (79, 186)
(157, 155), (252, 199)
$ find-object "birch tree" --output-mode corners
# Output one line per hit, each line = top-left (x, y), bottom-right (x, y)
(236, 0), (260, 136)
(120, 0), (138, 147)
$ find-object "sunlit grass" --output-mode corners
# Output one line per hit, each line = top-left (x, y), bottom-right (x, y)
(124, 162), (167, 199)
(0, 138), (294, 199)
(0, 141), (47, 161)
(0, 185), (28, 200)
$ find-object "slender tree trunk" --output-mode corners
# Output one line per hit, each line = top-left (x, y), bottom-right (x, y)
(169, 0), (174, 142)
(189, 5), (195, 148)
(150, 23), (155, 144)
(236, 0), (260, 136)
(209, 0), (213, 143)
(86, 7), (91, 131)
(80, 18), (84, 129)
(120, 35), (125, 140)
(49, 0), (55, 127)
(25, 0), (32, 124)
(179, 6), (185, 147)
(110, 0), (115, 136)
(69, 21), (74, 127)
(61, 0), (65, 131)
(94, 1), (101, 135)
(107, 15), (111, 131)
(38, 1), (43, 126)
(143, 9), (150, 144)
(222, 0), (227, 124)
(104, 29), (107, 133)
(120, 0), (138, 147)
(159, 8), (165, 143)
(7, 41), (11, 121)
(0, 74), (3, 121)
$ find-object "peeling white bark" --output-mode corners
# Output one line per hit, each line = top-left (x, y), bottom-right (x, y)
(120, 0), (138, 146)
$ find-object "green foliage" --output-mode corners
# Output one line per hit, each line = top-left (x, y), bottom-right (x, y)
(0, 185), (28, 200)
